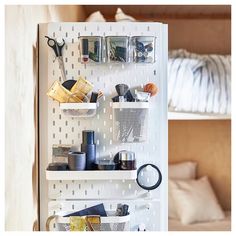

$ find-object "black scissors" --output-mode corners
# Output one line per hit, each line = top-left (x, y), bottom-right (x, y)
(45, 36), (66, 82)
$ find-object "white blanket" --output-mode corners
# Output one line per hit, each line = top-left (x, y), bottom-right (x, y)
(168, 49), (231, 115)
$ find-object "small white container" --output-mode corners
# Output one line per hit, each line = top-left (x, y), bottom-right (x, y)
(60, 103), (97, 117)
(46, 211), (130, 231)
(112, 102), (149, 143)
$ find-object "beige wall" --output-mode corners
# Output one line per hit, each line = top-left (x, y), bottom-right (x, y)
(5, 5), (86, 231)
(169, 121), (231, 210)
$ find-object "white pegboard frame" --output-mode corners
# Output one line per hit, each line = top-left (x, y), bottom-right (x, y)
(39, 22), (168, 231)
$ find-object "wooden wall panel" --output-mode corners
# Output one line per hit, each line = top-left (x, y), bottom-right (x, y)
(169, 120), (231, 210)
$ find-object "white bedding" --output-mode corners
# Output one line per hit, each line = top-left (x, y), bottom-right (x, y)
(169, 211), (231, 231)
(168, 49), (231, 115)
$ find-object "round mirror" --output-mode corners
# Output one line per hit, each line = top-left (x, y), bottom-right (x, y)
(136, 164), (162, 190)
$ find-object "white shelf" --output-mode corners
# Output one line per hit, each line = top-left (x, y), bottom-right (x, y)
(112, 102), (149, 109)
(46, 170), (137, 180)
(168, 112), (231, 120)
(60, 103), (96, 110)
(59, 103), (97, 117)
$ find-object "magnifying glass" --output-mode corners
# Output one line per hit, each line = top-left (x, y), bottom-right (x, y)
(136, 164), (162, 190)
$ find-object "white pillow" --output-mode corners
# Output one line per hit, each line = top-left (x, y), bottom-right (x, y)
(169, 161), (197, 179)
(168, 162), (197, 219)
(115, 8), (136, 22)
(85, 11), (106, 22)
(169, 177), (225, 225)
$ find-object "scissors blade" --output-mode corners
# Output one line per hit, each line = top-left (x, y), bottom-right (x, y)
(57, 56), (67, 82)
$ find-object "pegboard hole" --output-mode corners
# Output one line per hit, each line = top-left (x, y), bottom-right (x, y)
(66, 184), (68, 189)
(53, 184), (56, 189)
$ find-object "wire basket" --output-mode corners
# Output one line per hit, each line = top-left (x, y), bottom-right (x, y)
(113, 102), (149, 143)
(46, 211), (130, 231)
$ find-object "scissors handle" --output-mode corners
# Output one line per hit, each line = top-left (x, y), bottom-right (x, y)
(56, 39), (65, 57)
(45, 36), (59, 57)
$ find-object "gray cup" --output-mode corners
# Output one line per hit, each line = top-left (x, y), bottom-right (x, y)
(68, 151), (86, 170)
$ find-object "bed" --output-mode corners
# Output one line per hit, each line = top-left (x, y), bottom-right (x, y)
(169, 211), (231, 231)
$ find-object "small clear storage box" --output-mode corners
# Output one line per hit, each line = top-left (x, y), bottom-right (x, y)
(106, 36), (130, 63)
(113, 102), (149, 143)
(131, 36), (156, 63)
(79, 36), (103, 63)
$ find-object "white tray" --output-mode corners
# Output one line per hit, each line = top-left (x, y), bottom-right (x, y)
(46, 170), (137, 180)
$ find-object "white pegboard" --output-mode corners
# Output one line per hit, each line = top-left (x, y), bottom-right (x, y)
(39, 22), (168, 231)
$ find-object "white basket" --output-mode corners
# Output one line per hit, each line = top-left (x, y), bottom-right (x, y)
(60, 103), (97, 117)
(47, 211), (130, 231)
(112, 102), (149, 143)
